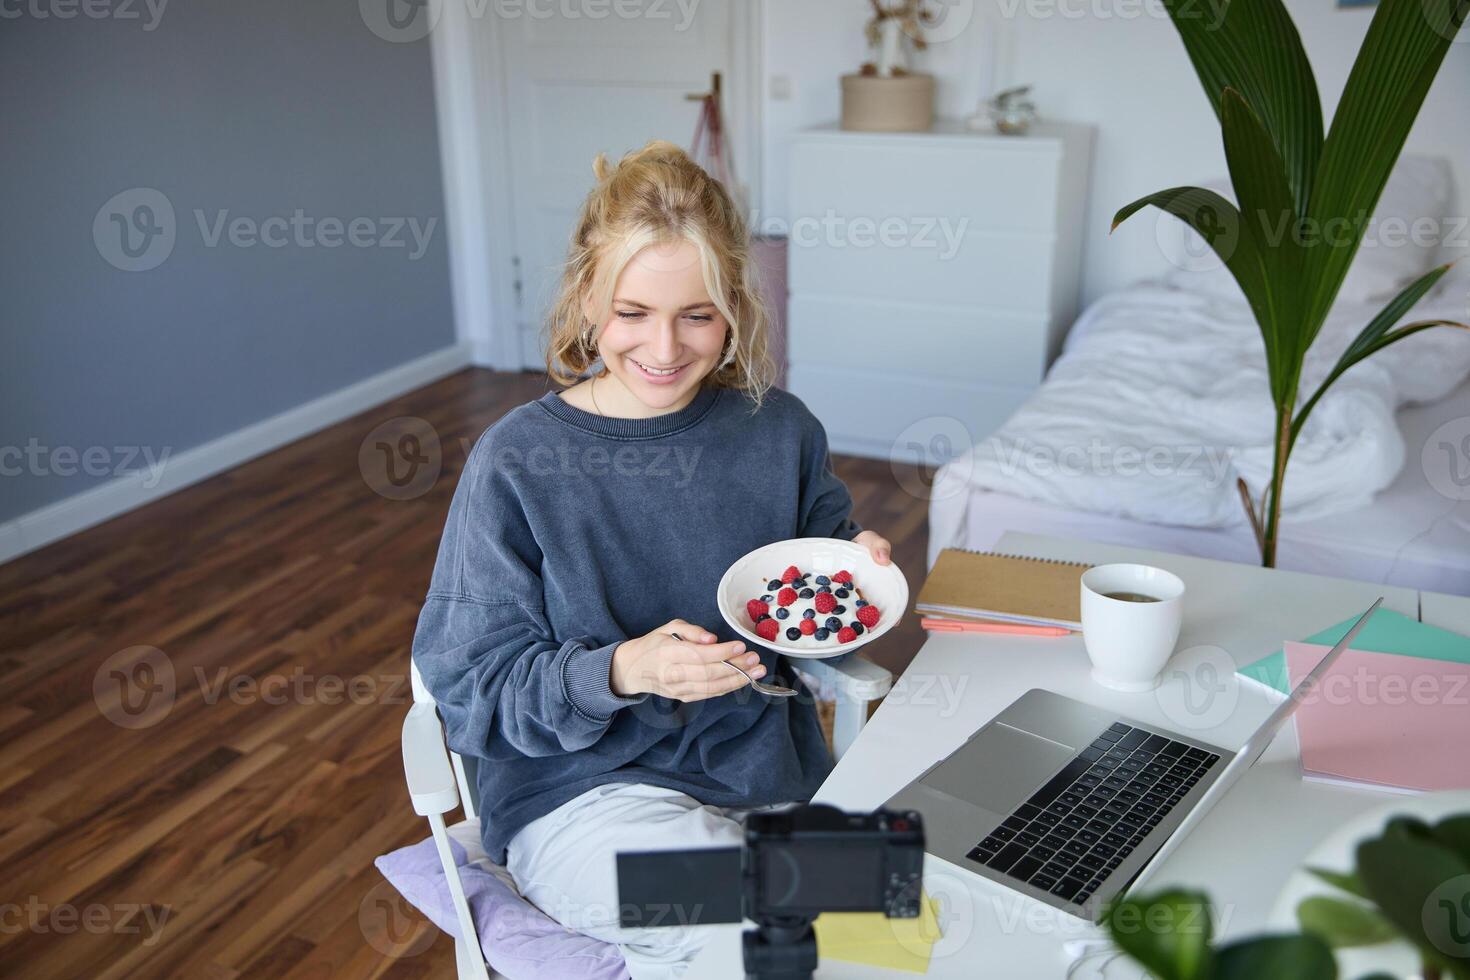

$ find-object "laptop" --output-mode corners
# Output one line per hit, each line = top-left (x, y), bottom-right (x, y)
(883, 598), (1382, 922)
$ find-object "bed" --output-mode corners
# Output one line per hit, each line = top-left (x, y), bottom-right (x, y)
(928, 157), (1470, 596)
(929, 374), (1470, 594)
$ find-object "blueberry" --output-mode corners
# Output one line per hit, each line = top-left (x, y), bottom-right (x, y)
(785, 627), (801, 641)
(815, 575), (830, 586)
(855, 599), (868, 608)
(817, 585), (832, 594)
(850, 622), (865, 635)
(802, 609), (815, 620)
(756, 613), (771, 623)
(814, 628), (829, 641)
(797, 588), (813, 599)
(761, 594), (773, 603)
(775, 607), (789, 620)
(835, 588), (849, 599)
(825, 616), (842, 631)
(768, 579), (782, 590)
(833, 605), (846, 615)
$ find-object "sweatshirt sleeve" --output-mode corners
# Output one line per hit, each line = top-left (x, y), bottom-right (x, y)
(796, 408), (862, 541)
(411, 429), (647, 759)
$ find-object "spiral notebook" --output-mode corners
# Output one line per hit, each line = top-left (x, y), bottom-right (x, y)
(914, 548), (1088, 630)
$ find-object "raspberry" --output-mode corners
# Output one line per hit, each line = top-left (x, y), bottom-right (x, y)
(856, 605), (880, 628)
(837, 626), (857, 643)
(799, 618), (816, 635)
(755, 619), (780, 641)
(746, 599), (769, 623)
(813, 592), (836, 614)
(831, 570), (853, 584)
(781, 565), (801, 584)
(776, 587), (798, 607)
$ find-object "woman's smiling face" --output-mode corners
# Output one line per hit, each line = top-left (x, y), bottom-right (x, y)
(587, 240), (729, 417)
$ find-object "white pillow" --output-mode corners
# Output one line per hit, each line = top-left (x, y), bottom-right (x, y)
(1159, 154), (1454, 306)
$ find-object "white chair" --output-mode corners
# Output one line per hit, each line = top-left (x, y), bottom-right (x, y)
(400, 655), (893, 979)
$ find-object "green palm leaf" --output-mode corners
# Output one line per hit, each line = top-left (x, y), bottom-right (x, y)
(1292, 265), (1470, 445)
(1159, 0), (1323, 217)
(1219, 87), (1303, 401)
(1300, 0), (1470, 338)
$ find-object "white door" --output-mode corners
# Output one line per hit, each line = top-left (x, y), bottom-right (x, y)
(480, 1), (749, 369)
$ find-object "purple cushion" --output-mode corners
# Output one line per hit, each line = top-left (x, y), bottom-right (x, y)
(375, 834), (629, 980)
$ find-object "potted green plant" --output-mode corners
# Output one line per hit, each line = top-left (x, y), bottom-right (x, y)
(1103, 813), (1470, 979)
(1112, 0), (1468, 567)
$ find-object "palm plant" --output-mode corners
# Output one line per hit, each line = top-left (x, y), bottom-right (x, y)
(1113, 0), (1469, 566)
(1103, 813), (1470, 979)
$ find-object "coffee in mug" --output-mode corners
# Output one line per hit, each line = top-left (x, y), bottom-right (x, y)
(1080, 564), (1185, 691)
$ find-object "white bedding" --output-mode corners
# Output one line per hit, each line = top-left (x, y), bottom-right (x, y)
(937, 266), (1470, 529)
(929, 376), (1470, 595)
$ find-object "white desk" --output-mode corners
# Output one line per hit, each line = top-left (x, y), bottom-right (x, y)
(1423, 589), (1470, 634)
(690, 534), (1445, 978)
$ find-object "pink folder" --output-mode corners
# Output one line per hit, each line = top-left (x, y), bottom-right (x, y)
(1284, 641), (1470, 793)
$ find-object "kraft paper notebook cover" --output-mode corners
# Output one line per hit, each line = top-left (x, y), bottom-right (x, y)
(915, 549), (1087, 630)
(1285, 641), (1470, 793)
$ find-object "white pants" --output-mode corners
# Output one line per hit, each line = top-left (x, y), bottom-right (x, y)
(505, 782), (794, 980)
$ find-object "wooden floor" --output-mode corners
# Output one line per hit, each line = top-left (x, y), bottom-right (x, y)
(0, 368), (935, 978)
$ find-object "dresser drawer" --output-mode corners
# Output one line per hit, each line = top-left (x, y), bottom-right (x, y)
(790, 137), (1065, 236)
(788, 229), (1056, 312)
(788, 294), (1050, 385)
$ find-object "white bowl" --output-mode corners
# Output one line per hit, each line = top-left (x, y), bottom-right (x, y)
(717, 537), (908, 659)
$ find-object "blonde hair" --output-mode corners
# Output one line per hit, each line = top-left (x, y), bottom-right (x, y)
(545, 140), (776, 405)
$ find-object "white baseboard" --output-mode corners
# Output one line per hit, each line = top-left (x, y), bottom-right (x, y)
(0, 342), (473, 565)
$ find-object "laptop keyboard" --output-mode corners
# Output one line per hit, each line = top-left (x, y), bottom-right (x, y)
(965, 722), (1220, 906)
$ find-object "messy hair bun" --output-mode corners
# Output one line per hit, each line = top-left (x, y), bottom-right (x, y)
(545, 140), (775, 404)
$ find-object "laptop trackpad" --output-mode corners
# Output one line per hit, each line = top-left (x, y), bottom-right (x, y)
(923, 722), (1077, 813)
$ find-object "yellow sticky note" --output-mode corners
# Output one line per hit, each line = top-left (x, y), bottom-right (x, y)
(813, 893), (942, 974)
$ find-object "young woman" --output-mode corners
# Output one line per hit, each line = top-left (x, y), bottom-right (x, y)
(411, 141), (892, 978)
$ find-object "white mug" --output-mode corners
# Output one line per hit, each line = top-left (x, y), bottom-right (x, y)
(1080, 564), (1185, 692)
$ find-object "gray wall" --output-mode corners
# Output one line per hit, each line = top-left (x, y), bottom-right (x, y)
(1, 0), (456, 523)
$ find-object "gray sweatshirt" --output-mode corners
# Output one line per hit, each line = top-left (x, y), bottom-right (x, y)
(411, 385), (862, 862)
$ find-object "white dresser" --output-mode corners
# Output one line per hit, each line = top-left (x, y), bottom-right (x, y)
(785, 120), (1094, 462)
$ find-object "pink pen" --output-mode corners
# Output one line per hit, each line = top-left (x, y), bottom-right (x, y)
(920, 617), (1073, 637)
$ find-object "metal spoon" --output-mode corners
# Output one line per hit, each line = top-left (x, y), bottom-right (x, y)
(671, 632), (796, 698)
